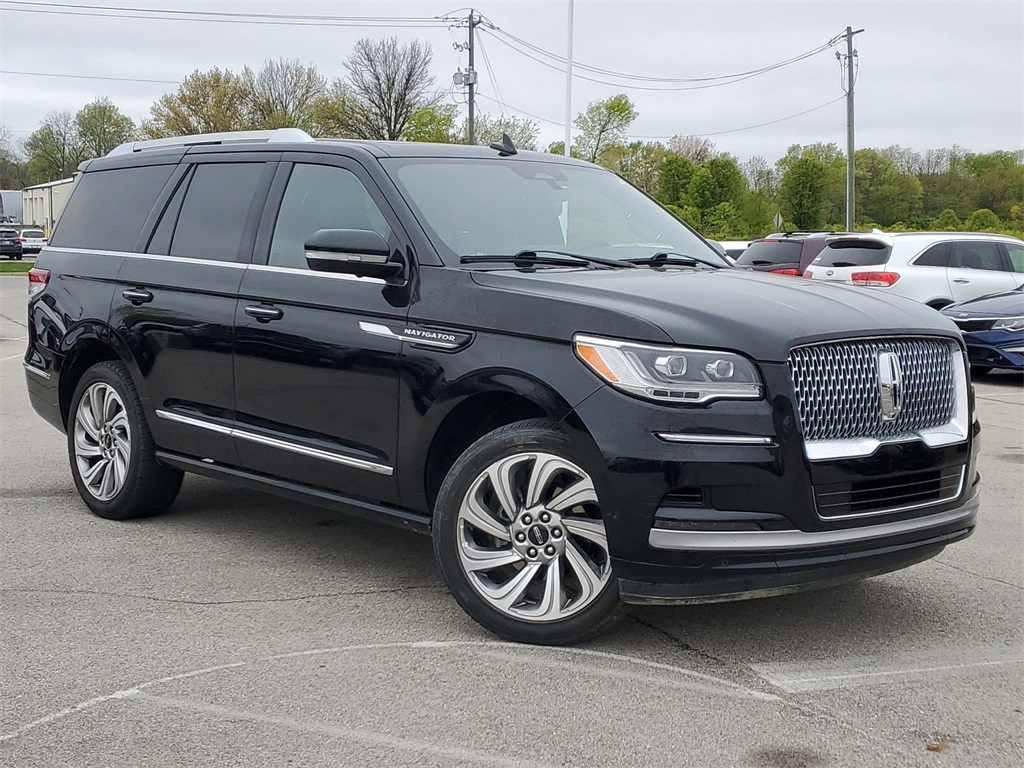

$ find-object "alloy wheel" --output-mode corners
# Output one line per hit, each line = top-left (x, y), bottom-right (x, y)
(73, 382), (132, 501)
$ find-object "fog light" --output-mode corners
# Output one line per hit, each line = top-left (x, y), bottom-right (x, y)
(705, 359), (735, 379)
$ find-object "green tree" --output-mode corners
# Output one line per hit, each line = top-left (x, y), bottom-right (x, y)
(405, 104), (460, 143)
(931, 208), (962, 231)
(143, 68), (250, 138)
(778, 157), (829, 229)
(573, 94), (638, 164)
(0, 125), (30, 189)
(466, 114), (539, 150)
(854, 149), (924, 227)
(24, 110), (85, 183)
(74, 98), (136, 157)
(666, 135), (717, 164)
(609, 141), (666, 193)
(241, 59), (327, 132)
(963, 208), (1002, 232)
(308, 82), (357, 138)
(656, 154), (695, 206)
(344, 37), (440, 140)
(776, 143), (845, 225)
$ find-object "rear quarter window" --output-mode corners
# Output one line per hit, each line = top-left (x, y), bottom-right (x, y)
(813, 240), (892, 267)
(736, 240), (802, 266)
(49, 165), (175, 252)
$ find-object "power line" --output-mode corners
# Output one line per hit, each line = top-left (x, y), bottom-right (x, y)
(629, 97), (845, 139)
(1, 69), (179, 85)
(489, 26), (840, 85)
(0, 1), (452, 28)
(482, 29), (831, 92)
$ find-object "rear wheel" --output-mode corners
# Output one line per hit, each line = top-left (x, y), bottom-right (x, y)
(68, 361), (183, 520)
(433, 420), (621, 645)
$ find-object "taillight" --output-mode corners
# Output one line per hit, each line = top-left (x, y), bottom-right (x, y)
(28, 267), (50, 297)
(770, 268), (800, 276)
(802, 270), (813, 278)
(851, 271), (900, 287)
(14, 237), (25, 243)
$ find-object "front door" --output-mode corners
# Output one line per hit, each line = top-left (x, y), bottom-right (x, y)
(233, 158), (409, 505)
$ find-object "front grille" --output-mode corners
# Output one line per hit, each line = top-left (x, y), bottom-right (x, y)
(953, 318), (996, 332)
(814, 466), (964, 518)
(789, 337), (956, 442)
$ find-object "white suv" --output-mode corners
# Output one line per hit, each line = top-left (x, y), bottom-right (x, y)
(804, 232), (1024, 308)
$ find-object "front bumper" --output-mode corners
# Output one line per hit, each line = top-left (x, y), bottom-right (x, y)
(963, 330), (1024, 371)
(621, 488), (977, 604)
(566, 362), (981, 603)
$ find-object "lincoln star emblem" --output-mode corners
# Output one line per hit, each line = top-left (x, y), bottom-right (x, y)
(877, 351), (903, 422)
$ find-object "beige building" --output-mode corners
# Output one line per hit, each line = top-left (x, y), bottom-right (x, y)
(22, 178), (75, 235)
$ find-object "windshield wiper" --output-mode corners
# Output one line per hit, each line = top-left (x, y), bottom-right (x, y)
(626, 251), (725, 269)
(460, 249), (636, 269)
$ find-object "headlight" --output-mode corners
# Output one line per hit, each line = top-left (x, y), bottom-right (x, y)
(573, 334), (762, 404)
(993, 316), (1024, 332)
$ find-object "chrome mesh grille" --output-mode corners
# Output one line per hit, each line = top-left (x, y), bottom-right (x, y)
(789, 337), (957, 442)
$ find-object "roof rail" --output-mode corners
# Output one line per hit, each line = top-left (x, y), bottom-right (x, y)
(106, 127), (315, 157)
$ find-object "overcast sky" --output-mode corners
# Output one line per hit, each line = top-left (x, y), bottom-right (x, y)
(1, 0), (1021, 163)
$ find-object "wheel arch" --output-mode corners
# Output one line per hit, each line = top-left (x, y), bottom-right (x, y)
(57, 324), (140, 428)
(415, 374), (599, 515)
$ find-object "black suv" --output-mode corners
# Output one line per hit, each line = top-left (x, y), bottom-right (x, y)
(736, 231), (837, 276)
(24, 129), (980, 644)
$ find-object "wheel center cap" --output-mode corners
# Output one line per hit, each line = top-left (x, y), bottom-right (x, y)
(527, 525), (549, 546)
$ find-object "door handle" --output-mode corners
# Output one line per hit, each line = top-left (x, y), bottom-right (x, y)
(121, 288), (153, 305)
(952, 278), (971, 284)
(244, 304), (284, 322)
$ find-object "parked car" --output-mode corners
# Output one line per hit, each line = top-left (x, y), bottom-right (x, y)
(941, 286), (1024, 374)
(804, 232), (1024, 307)
(0, 228), (23, 259)
(16, 228), (47, 254)
(735, 232), (836, 276)
(716, 240), (753, 260)
(25, 129), (980, 645)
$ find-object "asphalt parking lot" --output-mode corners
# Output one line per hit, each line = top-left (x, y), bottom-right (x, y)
(1, 274), (1021, 768)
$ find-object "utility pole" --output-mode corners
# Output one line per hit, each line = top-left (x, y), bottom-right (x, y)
(467, 10), (480, 145)
(838, 26), (864, 231)
(564, 0), (574, 156)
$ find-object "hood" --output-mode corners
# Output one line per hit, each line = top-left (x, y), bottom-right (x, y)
(942, 289), (1024, 318)
(470, 267), (962, 362)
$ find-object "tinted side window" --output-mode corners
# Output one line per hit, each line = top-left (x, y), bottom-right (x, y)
(147, 170), (191, 255)
(170, 163), (264, 262)
(269, 164), (392, 270)
(1005, 243), (1024, 274)
(951, 241), (1004, 271)
(49, 165), (174, 252)
(914, 242), (951, 267)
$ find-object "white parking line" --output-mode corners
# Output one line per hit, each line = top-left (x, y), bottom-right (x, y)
(1, 353), (26, 362)
(753, 654), (1024, 693)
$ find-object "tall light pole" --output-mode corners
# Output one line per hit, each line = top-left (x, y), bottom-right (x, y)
(564, 0), (574, 156)
(839, 26), (864, 231)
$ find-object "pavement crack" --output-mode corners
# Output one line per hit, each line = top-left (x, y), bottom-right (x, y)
(932, 558), (1023, 591)
(0, 584), (445, 606)
(0, 310), (28, 329)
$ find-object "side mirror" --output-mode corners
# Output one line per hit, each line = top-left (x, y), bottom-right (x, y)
(707, 240), (727, 257)
(304, 229), (403, 281)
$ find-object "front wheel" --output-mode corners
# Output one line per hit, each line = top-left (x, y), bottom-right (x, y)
(68, 361), (183, 520)
(433, 420), (621, 645)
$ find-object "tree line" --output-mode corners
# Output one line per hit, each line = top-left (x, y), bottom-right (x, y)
(2, 36), (1021, 239)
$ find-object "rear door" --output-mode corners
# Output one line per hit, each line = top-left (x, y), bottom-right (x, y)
(232, 155), (410, 505)
(110, 154), (277, 464)
(947, 240), (1017, 302)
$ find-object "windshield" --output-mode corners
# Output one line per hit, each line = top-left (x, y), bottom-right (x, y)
(381, 157), (726, 267)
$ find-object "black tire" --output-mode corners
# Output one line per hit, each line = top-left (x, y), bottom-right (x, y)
(68, 361), (183, 520)
(433, 419), (622, 645)
(970, 365), (993, 377)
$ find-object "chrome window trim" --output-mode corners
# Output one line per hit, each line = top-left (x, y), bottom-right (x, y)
(46, 246), (248, 268)
(248, 263), (385, 284)
(814, 467), (965, 521)
(654, 433), (775, 446)
(23, 362), (51, 380)
(649, 492), (978, 552)
(155, 409), (393, 475)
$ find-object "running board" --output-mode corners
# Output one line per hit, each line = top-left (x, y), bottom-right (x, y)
(155, 452), (432, 535)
